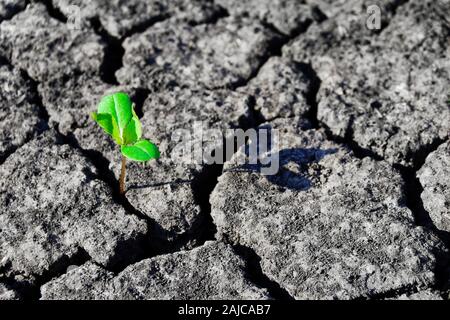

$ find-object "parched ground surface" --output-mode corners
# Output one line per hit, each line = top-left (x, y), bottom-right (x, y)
(0, 0), (449, 300)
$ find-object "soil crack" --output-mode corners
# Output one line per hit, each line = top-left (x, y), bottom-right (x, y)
(90, 14), (170, 85)
(229, 241), (295, 300)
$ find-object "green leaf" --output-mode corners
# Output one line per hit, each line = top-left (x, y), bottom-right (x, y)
(122, 108), (142, 145)
(121, 140), (160, 162)
(91, 112), (121, 144)
(94, 92), (134, 145)
(93, 92), (160, 163)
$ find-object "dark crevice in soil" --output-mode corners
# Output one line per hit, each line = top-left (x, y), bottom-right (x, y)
(394, 138), (448, 229)
(392, 137), (450, 298)
(229, 242), (295, 300)
(231, 18), (314, 91)
(358, 277), (447, 301)
(432, 244), (450, 300)
(115, 190), (210, 269)
(130, 88), (150, 119)
(385, 0), (409, 23)
(0, 64), (50, 165)
(189, 128), (257, 252)
(0, 0), (29, 22)
(395, 162), (450, 269)
(297, 62), (321, 129)
(366, 273), (448, 300)
(19, 68), (50, 126)
(34, 247), (91, 300)
(319, 122), (384, 161)
(396, 165), (434, 228)
(310, 5), (328, 23)
(236, 57), (322, 131)
(121, 14), (170, 39)
(300, 64), (381, 162)
(222, 3), (327, 92)
(90, 14), (171, 85)
(1, 246), (91, 301)
(410, 138), (446, 172)
(246, 95), (266, 127)
(90, 18), (124, 85)
(365, 283), (421, 300)
(38, 0), (68, 23)
(230, 36), (284, 90)
(191, 165), (221, 243)
(0, 146), (16, 166)
(188, 5), (229, 27)
(0, 55), (9, 66)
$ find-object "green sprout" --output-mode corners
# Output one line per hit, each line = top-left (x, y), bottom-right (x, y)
(91, 92), (160, 195)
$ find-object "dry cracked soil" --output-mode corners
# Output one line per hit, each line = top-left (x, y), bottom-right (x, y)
(0, 0), (449, 300)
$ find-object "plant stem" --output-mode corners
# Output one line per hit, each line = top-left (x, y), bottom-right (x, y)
(119, 155), (127, 195)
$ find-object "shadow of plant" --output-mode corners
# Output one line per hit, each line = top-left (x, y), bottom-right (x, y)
(127, 179), (192, 190)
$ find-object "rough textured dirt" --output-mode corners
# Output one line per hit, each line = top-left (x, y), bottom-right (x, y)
(0, 0), (449, 300)
(40, 241), (270, 300)
(418, 141), (450, 233)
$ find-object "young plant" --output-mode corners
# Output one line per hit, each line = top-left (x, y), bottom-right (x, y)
(91, 92), (160, 195)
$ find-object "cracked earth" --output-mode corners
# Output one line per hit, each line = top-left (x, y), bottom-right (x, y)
(0, 0), (449, 300)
